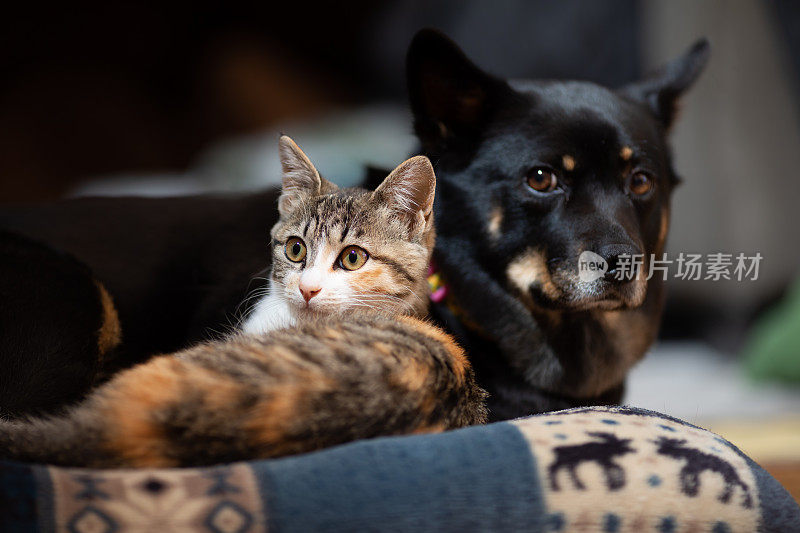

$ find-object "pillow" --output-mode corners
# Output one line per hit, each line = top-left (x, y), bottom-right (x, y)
(1, 406), (797, 532)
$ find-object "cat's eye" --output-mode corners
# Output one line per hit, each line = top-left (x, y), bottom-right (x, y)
(628, 171), (654, 196)
(284, 237), (307, 262)
(338, 245), (369, 271)
(526, 167), (559, 193)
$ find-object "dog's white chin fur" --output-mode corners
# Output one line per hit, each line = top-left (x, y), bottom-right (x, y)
(529, 277), (648, 312)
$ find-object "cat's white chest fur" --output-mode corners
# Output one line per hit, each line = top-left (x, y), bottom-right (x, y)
(241, 284), (296, 335)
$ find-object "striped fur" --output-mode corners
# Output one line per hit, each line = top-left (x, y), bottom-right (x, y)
(243, 137), (435, 334)
(0, 315), (487, 468)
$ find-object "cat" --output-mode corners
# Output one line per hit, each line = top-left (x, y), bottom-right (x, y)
(0, 137), (488, 468)
(240, 136), (433, 335)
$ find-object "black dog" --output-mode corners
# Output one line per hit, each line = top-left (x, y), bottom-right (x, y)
(654, 437), (752, 508)
(389, 30), (710, 419)
(0, 231), (120, 416)
(548, 431), (635, 491)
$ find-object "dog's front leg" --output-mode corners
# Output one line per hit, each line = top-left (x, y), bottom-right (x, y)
(434, 235), (564, 390)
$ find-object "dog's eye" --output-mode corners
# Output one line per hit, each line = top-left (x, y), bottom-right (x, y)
(526, 167), (559, 193)
(285, 237), (307, 262)
(628, 172), (654, 196)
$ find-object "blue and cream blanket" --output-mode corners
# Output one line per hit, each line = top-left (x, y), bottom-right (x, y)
(1, 406), (798, 532)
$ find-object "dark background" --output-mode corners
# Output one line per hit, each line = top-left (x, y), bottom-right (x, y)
(0, 1), (642, 202)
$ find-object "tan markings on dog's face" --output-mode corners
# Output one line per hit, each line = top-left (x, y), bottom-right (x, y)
(562, 155), (576, 172)
(507, 249), (560, 301)
(620, 146), (633, 161)
(487, 205), (503, 238)
(657, 209), (670, 252)
(628, 263), (649, 307)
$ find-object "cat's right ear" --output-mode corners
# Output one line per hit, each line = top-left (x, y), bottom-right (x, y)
(374, 155), (436, 234)
(407, 29), (511, 154)
(278, 136), (337, 215)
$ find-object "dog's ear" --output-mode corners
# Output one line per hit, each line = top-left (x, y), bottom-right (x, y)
(407, 29), (511, 153)
(621, 39), (710, 129)
(278, 135), (337, 216)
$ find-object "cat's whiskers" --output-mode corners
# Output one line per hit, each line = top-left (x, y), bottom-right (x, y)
(232, 279), (291, 333)
(318, 295), (394, 313)
(352, 292), (422, 311)
(230, 280), (274, 329)
(339, 294), (418, 315)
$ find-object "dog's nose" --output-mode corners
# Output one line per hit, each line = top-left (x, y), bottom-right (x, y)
(598, 244), (642, 282)
(299, 284), (321, 303)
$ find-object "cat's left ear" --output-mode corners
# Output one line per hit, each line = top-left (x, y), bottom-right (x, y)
(374, 155), (436, 234)
(620, 39), (710, 129)
(278, 135), (337, 215)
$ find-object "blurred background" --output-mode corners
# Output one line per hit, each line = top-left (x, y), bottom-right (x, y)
(1, 0), (798, 496)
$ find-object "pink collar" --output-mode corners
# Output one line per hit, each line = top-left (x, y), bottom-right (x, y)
(426, 260), (449, 303)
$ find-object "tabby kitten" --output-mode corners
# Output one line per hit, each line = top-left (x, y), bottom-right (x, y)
(0, 137), (487, 468)
(242, 136), (434, 334)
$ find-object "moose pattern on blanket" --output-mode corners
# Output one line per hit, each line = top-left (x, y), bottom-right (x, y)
(2, 405), (798, 532)
(513, 406), (760, 532)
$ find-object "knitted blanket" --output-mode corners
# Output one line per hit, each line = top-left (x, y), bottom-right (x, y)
(1, 406), (797, 532)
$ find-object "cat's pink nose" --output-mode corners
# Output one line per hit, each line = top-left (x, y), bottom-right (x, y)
(299, 285), (321, 303)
